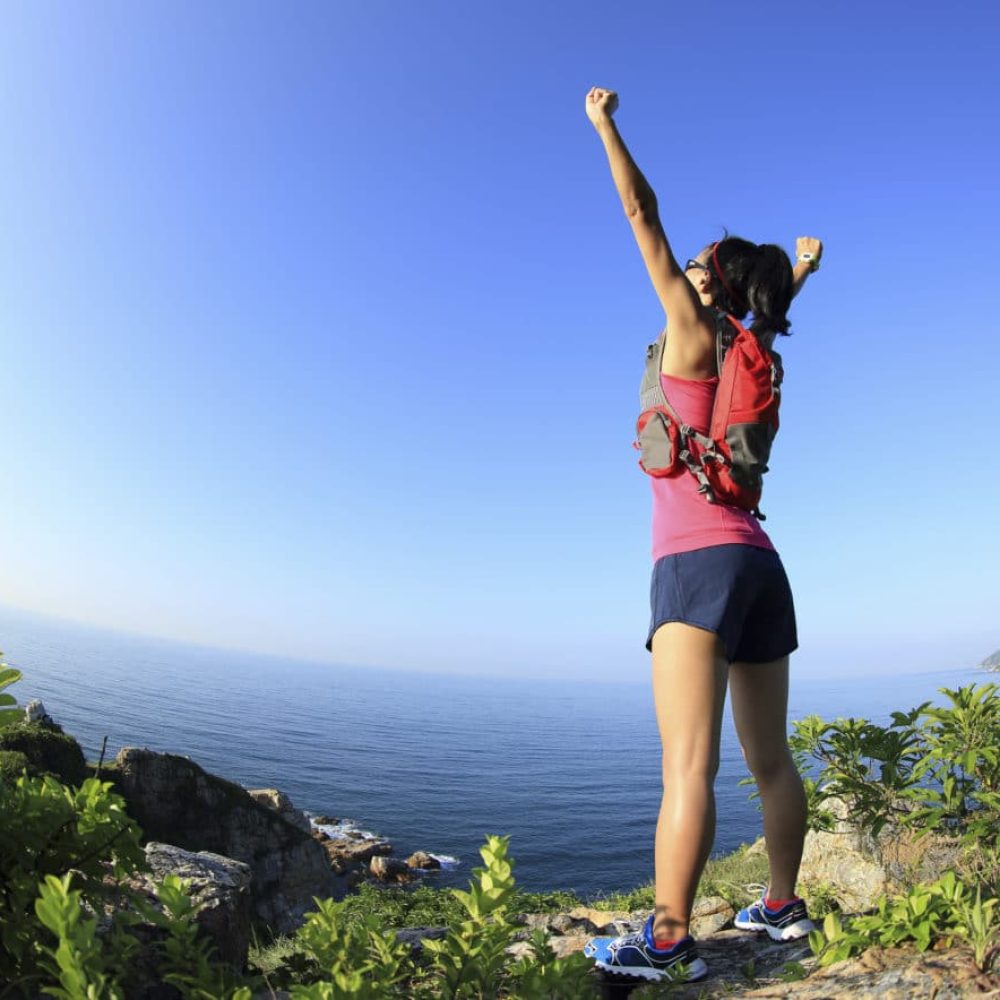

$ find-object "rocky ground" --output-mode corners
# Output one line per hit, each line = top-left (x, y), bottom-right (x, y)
(501, 908), (1000, 998)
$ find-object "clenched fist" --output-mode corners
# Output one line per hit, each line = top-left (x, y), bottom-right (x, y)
(585, 87), (619, 127)
(796, 236), (823, 264)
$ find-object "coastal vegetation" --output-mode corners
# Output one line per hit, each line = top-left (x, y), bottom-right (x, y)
(2, 654), (999, 996)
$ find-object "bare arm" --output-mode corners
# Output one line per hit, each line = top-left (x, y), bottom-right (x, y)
(792, 236), (823, 298)
(586, 87), (714, 374)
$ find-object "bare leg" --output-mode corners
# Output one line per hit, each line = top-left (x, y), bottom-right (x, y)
(651, 623), (729, 941)
(729, 658), (807, 900)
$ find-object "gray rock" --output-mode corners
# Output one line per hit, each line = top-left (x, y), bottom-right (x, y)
(111, 748), (339, 933)
(144, 842), (253, 968)
(798, 828), (888, 912)
(395, 926), (447, 951)
(690, 894), (735, 937)
(24, 699), (54, 725)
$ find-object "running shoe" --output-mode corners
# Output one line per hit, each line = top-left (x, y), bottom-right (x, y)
(734, 892), (814, 941)
(588, 916), (707, 982)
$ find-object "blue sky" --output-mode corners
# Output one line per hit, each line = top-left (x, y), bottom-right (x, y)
(1, 1), (997, 680)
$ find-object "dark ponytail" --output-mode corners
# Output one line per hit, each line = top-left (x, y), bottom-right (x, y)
(708, 236), (793, 339)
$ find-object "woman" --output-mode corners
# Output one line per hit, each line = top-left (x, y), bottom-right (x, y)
(583, 86), (823, 983)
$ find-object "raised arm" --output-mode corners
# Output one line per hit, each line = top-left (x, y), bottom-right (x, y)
(792, 236), (823, 298)
(586, 87), (714, 371)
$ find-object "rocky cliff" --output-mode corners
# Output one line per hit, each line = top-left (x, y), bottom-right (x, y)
(108, 747), (340, 933)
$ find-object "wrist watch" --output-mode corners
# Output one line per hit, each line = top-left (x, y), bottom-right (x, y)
(797, 252), (821, 273)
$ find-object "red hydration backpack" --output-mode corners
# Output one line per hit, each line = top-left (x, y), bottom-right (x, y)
(635, 311), (783, 519)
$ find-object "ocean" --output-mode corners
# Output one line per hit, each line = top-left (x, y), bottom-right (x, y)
(0, 605), (986, 898)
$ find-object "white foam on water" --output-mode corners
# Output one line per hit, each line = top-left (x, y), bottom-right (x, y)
(309, 816), (385, 843)
(429, 853), (460, 870)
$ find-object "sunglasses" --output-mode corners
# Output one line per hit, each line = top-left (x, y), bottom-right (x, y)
(685, 259), (710, 273)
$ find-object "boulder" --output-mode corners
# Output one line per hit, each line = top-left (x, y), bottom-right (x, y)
(110, 748), (339, 932)
(25, 699), (55, 725)
(96, 844), (253, 997)
(246, 788), (312, 834)
(370, 855), (416, 884)
(321, 835), (393, 869)
(406, 851), (441, 870)
(395, 926), (448, 954)
(144, 843), (253, 968)
(689, 894), (734, 937)
(566, 907), (631, 931)
(798, 829), (888, 912)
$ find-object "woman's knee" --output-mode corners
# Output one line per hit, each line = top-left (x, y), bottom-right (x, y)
(742, 743), (795, 784)
(662, 748), (721, 785)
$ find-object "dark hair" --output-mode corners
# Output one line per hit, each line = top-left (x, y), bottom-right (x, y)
(707, 236), (793, 338)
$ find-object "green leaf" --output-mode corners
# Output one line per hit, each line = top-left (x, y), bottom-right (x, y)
(0, 666), (23, 691)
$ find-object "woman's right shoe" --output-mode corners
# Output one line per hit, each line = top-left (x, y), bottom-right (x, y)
(586, 916), (708, 982)
(734, 893), (814, 941)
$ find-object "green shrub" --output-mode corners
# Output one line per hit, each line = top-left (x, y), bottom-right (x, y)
(0, 721), (88, 786)
(747, 684), (1000, 849)
(0, 772), (146, 987)
(0, 748), (31, 784)
(791, 684), (1000, 973)
(810, 870), (1000, 972)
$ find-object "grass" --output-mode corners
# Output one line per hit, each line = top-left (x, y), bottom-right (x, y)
(248, 932), (301, 978)
(590, 842), (770, 912)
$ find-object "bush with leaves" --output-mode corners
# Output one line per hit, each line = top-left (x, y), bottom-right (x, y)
(810, 870), (1000, 972)
(789, 684), (1000, 975)
(0, 770), (146, 988)
(745, 684), (1000, 848)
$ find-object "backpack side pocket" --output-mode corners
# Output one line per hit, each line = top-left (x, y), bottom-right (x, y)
(636, 407), (682, 477)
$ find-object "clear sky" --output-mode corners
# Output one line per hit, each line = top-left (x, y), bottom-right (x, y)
(1, 1), (998, 680)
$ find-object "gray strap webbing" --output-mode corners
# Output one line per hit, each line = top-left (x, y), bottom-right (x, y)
(639, 335), (668, 410)
(639, 334), (687, 428)
(678, 449), (717, 503)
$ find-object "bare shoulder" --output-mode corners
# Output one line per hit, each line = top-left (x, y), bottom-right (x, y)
(660, 309), (718, 379)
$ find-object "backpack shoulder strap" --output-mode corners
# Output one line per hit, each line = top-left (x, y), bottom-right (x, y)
(714, 310), (743, 374)
(640, 332), (668, 410)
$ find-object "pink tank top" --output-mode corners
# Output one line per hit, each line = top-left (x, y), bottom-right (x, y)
(651, 373), (774, 561)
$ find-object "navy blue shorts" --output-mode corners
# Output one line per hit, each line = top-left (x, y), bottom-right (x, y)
(646, 544), (798, 663)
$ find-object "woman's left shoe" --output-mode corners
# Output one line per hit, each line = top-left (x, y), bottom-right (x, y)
(587, 916), (707, 982)
(734, 892), (814, 941)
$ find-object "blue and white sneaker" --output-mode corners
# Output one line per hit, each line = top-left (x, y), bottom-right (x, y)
(734, 892), (814, 941)
(588, 916), (708, 982)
